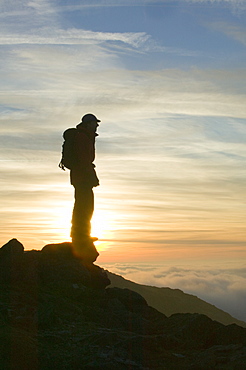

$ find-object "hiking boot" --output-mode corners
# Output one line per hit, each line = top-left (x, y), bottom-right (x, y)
(72, 238), (99, 263)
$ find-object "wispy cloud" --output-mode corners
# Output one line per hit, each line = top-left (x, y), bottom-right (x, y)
(0, 27), (150, 48)
(1, 0), (245, 23)
(185, 0), (246, 11)
(0, 0), (59, 30)
(2, 50), (245, 118)
(209, 21), (246, 45)
(0, 25), (201, 57)
(58, 0), (246, 16)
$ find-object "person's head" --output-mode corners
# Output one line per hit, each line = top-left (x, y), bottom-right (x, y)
(77, 113), (100, 133)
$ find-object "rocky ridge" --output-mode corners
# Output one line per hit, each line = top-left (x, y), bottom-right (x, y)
(107, 271), (246, 328)
(0, 238), (246, 369)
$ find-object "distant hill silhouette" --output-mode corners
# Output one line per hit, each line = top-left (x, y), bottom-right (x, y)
(107, 271), (246, 328)
(0, 238), (246, 369)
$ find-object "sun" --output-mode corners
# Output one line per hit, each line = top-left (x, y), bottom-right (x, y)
(91, 209), (115, 252)
(47, 201), (113, 251)
(91, 209), (113, 240)
(49, 202), (72, 241)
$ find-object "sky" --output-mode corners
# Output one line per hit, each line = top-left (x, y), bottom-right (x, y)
(0, 0), (246, 320)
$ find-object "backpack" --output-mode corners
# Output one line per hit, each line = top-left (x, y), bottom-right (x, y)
(59, 128), (77, 171)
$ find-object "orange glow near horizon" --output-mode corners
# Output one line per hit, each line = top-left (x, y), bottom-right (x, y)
(40, 201), (116, 252)
(1, 188), (245, 263)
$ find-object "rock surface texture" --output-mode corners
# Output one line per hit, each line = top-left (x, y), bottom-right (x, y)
(0, 238), (246, 369)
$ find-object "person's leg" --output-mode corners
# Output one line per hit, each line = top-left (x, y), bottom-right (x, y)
(70, 184), (99, 262)
(71, 184), (94, 241)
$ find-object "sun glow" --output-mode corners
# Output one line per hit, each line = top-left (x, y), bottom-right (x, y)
(91, 209), (115, 251)
(91, 209), (113, 239)
(48, 202), (72, 242)
(48, 199), (115, 243)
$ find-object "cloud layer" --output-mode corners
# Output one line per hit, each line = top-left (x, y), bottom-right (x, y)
(102, 262), (246, 322)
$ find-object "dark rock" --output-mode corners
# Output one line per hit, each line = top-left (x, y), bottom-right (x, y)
(41, 241), (74, 257)
(40, 242), (110, 289)
(0, 239), (246, 370)
(0, 240), (110, 290)
(163, 313), (246, 350)
(0, 238), (25, 283)
(0, 326), (38, 370)
(0, 238), (24, 257)
(107, 287), (149, 311)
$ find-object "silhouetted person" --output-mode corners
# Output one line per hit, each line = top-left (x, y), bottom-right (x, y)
(69, 114), (100, 261)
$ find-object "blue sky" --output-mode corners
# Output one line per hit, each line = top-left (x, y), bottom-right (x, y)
(0, 0), (246, 318)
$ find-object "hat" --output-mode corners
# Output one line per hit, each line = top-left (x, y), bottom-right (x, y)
(81, 113), (101, 123)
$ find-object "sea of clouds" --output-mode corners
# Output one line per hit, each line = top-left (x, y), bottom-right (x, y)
(101, 262), (246, 323)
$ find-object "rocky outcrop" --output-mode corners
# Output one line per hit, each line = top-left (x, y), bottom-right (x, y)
(0, 238), (246, 369)
(0, 239), (110, 289)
